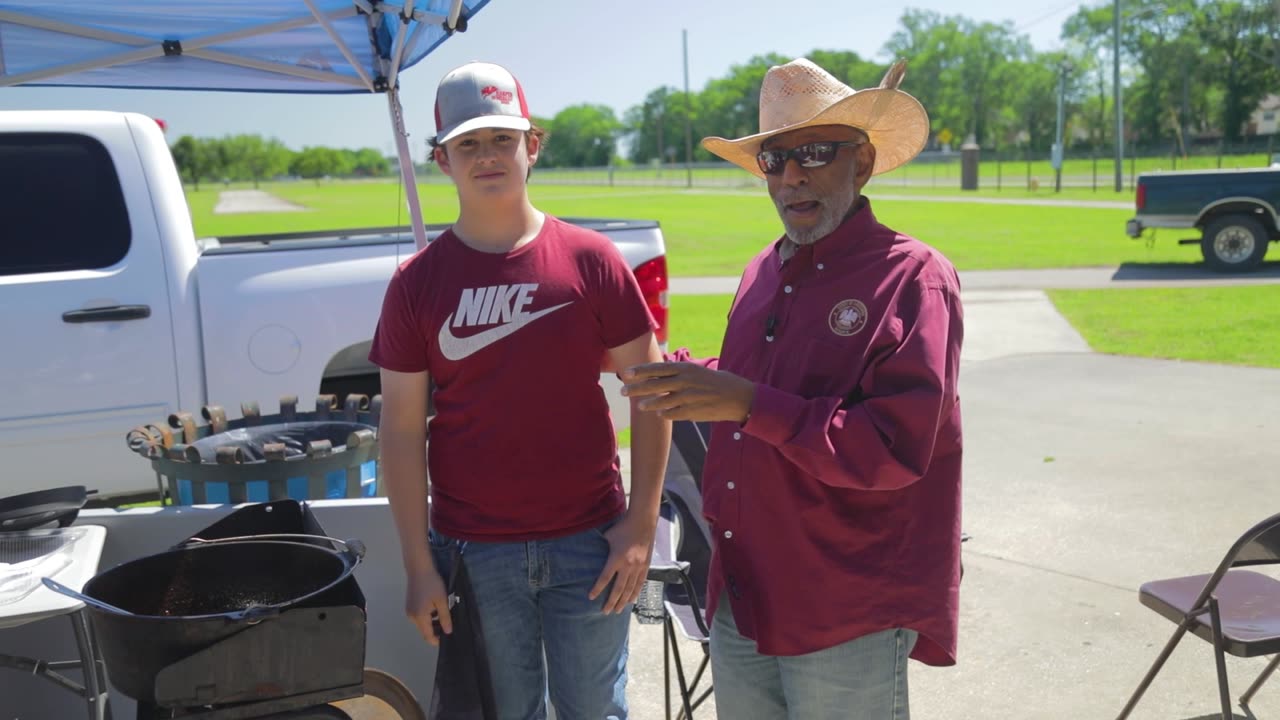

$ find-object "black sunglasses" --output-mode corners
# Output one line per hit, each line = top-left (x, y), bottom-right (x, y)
(756, 140), (863, 176)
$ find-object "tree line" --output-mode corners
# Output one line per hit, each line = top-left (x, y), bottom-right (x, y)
(170, 134), (391, 189)
(551, 0), (1280, 165)
(172, 0), (1280, 179)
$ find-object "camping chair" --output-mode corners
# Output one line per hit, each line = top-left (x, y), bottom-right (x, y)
(644, 420), (715, 720)
(1116, 511), (1280, 720)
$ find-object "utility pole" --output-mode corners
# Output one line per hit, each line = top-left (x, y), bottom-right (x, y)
(1181, 59), (1190, 157)
(1054, 62), (1067, 192)
(682, 29), (694, 189)
(656, 91), (664, 176)
(1113, 0), (1124, 192)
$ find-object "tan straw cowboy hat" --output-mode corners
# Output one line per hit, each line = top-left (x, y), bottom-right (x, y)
(702, 58), (930, 178)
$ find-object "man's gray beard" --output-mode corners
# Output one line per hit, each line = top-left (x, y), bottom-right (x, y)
(776, 184), (858, 246)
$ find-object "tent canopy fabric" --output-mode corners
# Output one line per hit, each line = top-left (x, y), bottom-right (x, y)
(0, 0), (490, 93)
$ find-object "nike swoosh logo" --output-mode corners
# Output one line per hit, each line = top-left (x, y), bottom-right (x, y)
(438, 301), (573, 361)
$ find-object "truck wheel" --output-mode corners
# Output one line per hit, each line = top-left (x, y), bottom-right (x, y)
(1201, 215), (1269, 272)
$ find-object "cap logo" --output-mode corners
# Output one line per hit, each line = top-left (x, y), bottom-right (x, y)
(829, 299), (868, 337)
(481, 85), (514, 104)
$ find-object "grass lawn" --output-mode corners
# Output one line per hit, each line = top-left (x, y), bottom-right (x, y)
(664, 294), (735, 357)
(533, 188), (1186, 274)
(187, 180), (460, 236)
(1048, 285), (1280, 369)
(188, 179), (1195, 276)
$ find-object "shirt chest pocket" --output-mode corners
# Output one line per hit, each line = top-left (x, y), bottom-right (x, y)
(771, 336), (865, 400)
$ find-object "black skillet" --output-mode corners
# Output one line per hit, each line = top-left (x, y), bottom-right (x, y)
(0, 485), (93, 531)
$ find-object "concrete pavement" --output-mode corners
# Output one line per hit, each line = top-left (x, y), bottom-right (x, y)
(213, 189), (305, 214)
(912, 353), (1280, 720)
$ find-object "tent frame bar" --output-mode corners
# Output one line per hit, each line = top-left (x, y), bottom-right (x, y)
(0, 7), (372, 89)
(303, 0), (376, 91)
(385, 0), (412, 93)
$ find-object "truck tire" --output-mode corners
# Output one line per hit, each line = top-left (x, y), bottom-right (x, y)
(1201, 214), (1269, 272)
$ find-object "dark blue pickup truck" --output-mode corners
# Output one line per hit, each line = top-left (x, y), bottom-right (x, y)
(1125, 167), (1279, 272)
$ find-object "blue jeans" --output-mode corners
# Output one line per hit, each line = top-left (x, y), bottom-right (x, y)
(429, 521), (630, 720)
(710, 594), (917, 720)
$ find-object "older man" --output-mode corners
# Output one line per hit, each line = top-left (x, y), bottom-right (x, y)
(621, 58), (963, 719)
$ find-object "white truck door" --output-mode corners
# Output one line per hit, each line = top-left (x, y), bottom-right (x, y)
(0, 123), (182, 499)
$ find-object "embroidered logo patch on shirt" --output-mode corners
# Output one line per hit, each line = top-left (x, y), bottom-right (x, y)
(829, 299), (868, 337)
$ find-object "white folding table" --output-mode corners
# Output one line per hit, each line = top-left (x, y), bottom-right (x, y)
(0, 525), (110, 720)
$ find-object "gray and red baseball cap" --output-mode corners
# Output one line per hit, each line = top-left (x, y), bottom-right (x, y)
(433, 61), (532, 144)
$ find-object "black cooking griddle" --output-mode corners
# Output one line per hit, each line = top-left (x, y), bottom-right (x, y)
(0, 485), (91, 532)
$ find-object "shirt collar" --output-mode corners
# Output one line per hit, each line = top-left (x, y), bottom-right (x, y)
(777, 196), (877, 269)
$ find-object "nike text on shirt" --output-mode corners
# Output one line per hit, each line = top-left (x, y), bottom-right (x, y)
(439, 283), (573, 361)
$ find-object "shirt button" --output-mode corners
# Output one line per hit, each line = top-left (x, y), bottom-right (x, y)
(817, 263), (825, 270)
(724, 530), (733, 539)
(766, 336), (774, 343)
(733, 432), (741, 440)
(784, 285), (793, 294)
(727, 481), (736, 490)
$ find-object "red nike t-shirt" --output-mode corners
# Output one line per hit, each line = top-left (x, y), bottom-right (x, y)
(368, 215), (656, 541)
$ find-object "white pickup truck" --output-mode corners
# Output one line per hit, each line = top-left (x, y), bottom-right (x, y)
(0, 110), (670, 502)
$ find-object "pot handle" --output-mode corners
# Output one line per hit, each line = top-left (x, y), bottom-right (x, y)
(181, 533), (364, 561)
(230, 604), (281, 624)
(42, 578), (136, 616)
(342, 538), (367, 563)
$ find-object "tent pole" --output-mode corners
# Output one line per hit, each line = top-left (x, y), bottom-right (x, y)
(388, 85), (429, 251)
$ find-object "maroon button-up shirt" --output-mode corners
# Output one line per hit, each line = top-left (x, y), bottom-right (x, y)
(672, 199), (963, 665)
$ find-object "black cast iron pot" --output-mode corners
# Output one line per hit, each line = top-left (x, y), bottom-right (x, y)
(43, 533), (364, 704)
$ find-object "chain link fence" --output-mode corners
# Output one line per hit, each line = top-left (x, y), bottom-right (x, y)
(406, 139), (1278, 193)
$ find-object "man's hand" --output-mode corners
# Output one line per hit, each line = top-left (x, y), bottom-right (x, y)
(405, 565), (452, 646)
(621, 362), (755, 423)
(589, 513), (657, 614)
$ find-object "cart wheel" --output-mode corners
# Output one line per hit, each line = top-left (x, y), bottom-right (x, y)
(269, 707), (352, 719)
(329, 667), (426, 720)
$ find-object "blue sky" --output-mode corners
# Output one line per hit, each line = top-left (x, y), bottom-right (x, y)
(1, 0), (1087, 160)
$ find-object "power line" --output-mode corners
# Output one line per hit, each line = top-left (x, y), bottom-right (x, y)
(1015, 0), (1086, 33)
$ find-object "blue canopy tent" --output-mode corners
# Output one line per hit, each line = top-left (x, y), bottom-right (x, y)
(0, 0), (493, 249)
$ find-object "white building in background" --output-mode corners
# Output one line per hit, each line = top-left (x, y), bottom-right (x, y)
(1248, 94), (1280, 136)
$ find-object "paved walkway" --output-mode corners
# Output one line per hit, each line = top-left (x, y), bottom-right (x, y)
(213, 189), (306, 214)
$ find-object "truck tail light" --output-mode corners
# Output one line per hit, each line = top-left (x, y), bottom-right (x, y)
(1136, 183), (1146, 211)
(633, 256), (669, 344)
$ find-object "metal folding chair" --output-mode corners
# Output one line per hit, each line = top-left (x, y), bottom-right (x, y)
(1116, 511), (1280, 720)
(645, 420), (714, 720)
